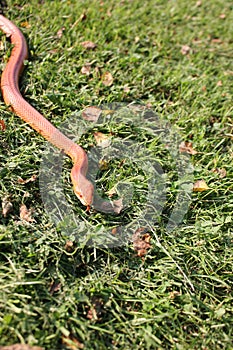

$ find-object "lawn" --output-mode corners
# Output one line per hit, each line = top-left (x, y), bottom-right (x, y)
(0, 0), (232, 349)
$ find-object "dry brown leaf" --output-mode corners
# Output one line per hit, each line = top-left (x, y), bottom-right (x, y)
(86, 297), (104, 321)
(216, 80), (223, 86)
(0, 345), (43, 350)
(98, 159), (109, 170)
(169, 291), (180, 299)
(132, 228), (152, 257)
(106, 8), (112, 17)
(123, 85), (130, 93)
(94, 197), (123, 214)
(179, 141), (198, 155)
(2, 196), (13, 218)
(64, 240), (75, 252)
(193, 179), (210, 192)
(49, 49), (59, 54)
(80, 41), (97, 49)
(94, 132), (111, 147)
(112, 198), (124, 214)
(107, 186), (117, 197)
(17, 174), (37, 184)
(211, 38), (222, 44)
(101, 71), (114, 86)
(86, 308), (97, 320)
(211, 167), (227, 178)
(20, 21), (31, 29)
(57, 27), (65, 38)
(49, 281), (62, 295)
(224, 70), (233, 76)
(111, 226), (121, 235)
(20, 204), (34, 222)
(82, 106), (102, 122)
(219, 13), (226, 19)
(181, 45), (191, 55)
(81, 64), (91, 75)
(62, 335), (84, 350)
(94, 66), (100, 76)
(0, 119), (6, 131)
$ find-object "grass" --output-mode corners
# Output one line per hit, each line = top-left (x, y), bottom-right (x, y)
(0, 0), (232, 349)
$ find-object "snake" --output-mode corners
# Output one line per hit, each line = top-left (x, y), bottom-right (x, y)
(0, 15), (94, 208)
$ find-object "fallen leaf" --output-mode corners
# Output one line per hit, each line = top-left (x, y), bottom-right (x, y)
(0, 119), (6, 131)
(181, 45), (191, 55)
(20, 21), (31, 29)
(57, 27), (65, 38)
(17, 174), (37, 184)
(224, 70), (233, 76)
(81, 64), (91, 75)
(196, 0), (202, 6)
(123, 85), (130, 93)
(2, 196), (13, 217)
(86, 297), (104, 321)
(80, 41), (97, 49)
(193, 179), (209, 192)
(49, 49), (59, 54)
(86, 308), (97, 320)
(107, 8), (112, 17)
(0, 345), (43, 350)
(62, 335), (84, 350)
(64, 240), (75, 252)
(192, 38), (203, 45)
(98, 159), (109, 170)
(216, 80), (222, 86)
(211, 167), (227, 178)
(49, 281), (62, 295)
(170, 291), (180, 299)
(202, 85), (207, 92)
(132, 228), (152, 257)
(23, 192), (30, 198)
(94, 197), (124, 214)
(107, 186), (118, 197)
(211, 38), (222, 44)
(111, 226), (121, 235)
(94, 132), (111, 147)
(20, 204), (34, 222)
(219, 13), (226, 19)
(179, 141), (198, 155)
(82, 106), (102, 122)
(112, 198), (124, 214)
(94, 66), (100, 76)
(101, 71), (114, 86)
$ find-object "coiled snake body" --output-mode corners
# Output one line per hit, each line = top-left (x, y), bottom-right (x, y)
(0, 15), (94, 208)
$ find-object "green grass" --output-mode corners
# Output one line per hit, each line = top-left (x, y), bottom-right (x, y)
(0, 0), (233, 349)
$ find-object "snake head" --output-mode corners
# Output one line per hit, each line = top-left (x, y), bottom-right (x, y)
(71, 167), (94, 207)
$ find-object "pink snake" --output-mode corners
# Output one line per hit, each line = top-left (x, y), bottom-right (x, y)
(0, 15), (94, 208)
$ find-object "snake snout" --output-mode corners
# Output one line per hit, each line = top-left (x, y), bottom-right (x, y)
(71, 168), (94, 207)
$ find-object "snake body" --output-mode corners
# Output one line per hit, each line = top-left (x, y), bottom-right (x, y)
(0, 15), (94, 207)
